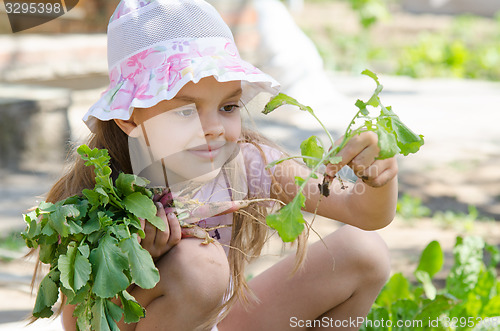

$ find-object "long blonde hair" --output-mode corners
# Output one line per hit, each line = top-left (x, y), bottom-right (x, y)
(33, 119), (307, 326)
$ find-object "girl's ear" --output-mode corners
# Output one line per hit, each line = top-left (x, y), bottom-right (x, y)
(114, 118), (140, 137)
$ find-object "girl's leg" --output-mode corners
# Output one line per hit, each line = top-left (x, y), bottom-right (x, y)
(62, 238), (230, 331)
(126, 238), (230, 331)
(218, 225), (391, 331)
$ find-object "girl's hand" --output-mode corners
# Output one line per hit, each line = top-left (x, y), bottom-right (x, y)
(139, 202), (182, 259)
(325, 131), (398, 188)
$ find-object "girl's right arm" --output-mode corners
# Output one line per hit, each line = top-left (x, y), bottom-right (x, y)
(271, 131), (398, 230)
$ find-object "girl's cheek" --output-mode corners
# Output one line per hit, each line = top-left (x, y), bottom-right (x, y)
(224, 115), (242, 142)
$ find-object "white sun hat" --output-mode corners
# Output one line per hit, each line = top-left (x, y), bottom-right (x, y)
(83, 0), (280, 131)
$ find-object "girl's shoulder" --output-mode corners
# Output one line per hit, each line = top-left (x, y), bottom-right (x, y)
(238, 142), (284, 199)
(239, 142), (283, 170)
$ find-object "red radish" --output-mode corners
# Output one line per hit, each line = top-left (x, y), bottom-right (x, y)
(180, 225), (214, 244)
(178, 198), (282, 224)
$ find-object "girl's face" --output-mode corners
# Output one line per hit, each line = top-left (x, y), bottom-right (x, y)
(116, 76), (243, 186)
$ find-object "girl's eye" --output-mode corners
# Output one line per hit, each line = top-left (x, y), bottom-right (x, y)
(220, 104), (240, 113)
(175, 107), (196, 117)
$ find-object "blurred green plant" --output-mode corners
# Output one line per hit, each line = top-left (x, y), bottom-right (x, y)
(396, 193), (431, 220)
(345, 0), (391, 29)
(361, 236), (500, 331)
(0, 230), (25, 252)
(301, 3), (500, 81)
(434, 206), (493, 232)
(397, 15), (500, 81)
(303, 0), (392, 72)
(0, 230), (25, 261)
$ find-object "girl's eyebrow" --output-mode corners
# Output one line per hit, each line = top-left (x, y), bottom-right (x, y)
(176, 88), (243, 103)
(224, 88), (243, 100)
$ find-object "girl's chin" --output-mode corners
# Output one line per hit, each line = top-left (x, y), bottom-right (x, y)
(165, 164), (222, 185)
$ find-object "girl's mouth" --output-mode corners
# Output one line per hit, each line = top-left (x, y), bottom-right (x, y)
(187, 143), (225, 160)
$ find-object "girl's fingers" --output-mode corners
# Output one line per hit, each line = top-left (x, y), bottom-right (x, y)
(326, 132), (379, 177)
(359, 158), (398, 187)
(348, 143), (380, 178)
(166, 212), (182, 248)
(153, 202), (170, 248)
(136, 218), (147, 244)
(141, 219), (156, 248)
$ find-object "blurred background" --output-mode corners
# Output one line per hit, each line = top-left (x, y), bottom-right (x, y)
(1, 0), (500, 329)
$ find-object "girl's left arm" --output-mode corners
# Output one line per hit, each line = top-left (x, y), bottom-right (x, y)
(271, 132), (398, 230)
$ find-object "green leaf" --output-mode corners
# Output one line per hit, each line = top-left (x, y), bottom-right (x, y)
(33, 270), (59, 318)
(106, 300), (124, 324)
(300, 136), (324, 168)
(58, 243), (92, 292)
(119, 291), (145, 323)
(119, 234), (159, 289)
(483, 295), (500, 316)
(415, 270), (437, 300)
(361, 307), (390, 331)
(62, 283), (91, 305)
(294, 176), (305, 187)
(446, 236), (485, 300)
(375, 273), (413, 308)
(463, 291), (482, 317)
(22, 211), (40, 239)
(473, 268), (496, 305)
(39, 243), (55, 264)
(362, 69), (380, 84)
(97, 210), (114, 228)
(328, 155), (343, 164)
(263, 93), (314, 115)
(485, 242), (500, 268)
(90, 234), (130, 298)
(375, 126), (400, 159)
(74, 298), (92, 331)
(122, 192), (165, 231)
(264, 158), (286, 169)
(380, 107), (424, 156)
(415, 294), (456, 327)
(389, 299), (419, 329)
(266, 193), (306, 242)
(48, 204), (80, 237)
(416, 240), (444, 278)
(64, 197), (89, 220)
(39, 201), (57, 212)
(116, 173), (149, 197)
(83, 188), (109, 211)
(68, 220), (83, 235)
(355, 99), (369, 116)
(82, 214), (101, 235)
(91, 297), (120, 331)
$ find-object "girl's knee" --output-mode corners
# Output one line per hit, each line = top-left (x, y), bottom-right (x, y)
(340, 225), (391, 284)
(157, 238), (230, 309)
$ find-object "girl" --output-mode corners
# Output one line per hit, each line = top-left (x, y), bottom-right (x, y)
(48, 0), (397, 330)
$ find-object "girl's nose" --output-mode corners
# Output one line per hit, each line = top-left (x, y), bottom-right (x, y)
(201, 112), (224, 138)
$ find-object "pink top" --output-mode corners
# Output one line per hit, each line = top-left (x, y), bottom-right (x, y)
(193, 143), (283, 255)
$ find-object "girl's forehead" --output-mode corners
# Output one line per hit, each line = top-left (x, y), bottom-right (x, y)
(176, 78), (242, 100)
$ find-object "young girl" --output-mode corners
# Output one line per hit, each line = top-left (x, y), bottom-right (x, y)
(49, 0), (397, 330)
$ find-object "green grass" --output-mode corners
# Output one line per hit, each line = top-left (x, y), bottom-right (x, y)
(0, 230), (25, 252)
